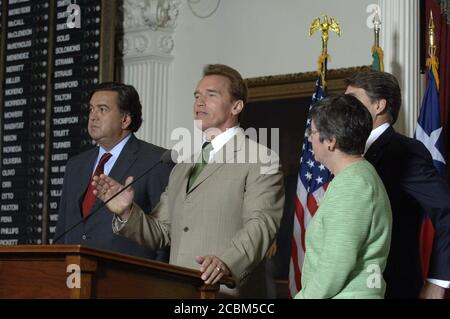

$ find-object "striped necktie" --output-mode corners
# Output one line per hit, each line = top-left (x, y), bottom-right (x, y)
(81, 152), (112, 218)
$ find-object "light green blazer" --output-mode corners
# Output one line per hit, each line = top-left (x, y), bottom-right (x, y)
(295, 160), (392, 299)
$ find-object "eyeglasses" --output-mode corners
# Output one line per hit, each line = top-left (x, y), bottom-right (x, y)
(306, 127), (319, 137)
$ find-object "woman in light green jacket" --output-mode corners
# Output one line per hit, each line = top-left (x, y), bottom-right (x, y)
(295, 94), (392, 299)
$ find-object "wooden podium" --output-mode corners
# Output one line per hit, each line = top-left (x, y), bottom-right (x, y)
(0, 245), (235, 299)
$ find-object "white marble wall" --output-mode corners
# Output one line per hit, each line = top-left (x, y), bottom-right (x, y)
(121, 0), (422, 147)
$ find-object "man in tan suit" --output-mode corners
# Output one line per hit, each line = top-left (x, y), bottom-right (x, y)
(92, 64), (285, 297)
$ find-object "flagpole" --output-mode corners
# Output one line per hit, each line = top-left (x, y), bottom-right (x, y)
(289, 15), (341, 299)
(427, 11), (439, 90)
(428, 11), (436, 58)
(309, 15), (341, 88)
(373, 9), (381, 48)
(371, 8), (384, 71)
(415, 10), (447, 279)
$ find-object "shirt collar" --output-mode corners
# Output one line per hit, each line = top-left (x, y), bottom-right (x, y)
(365, 123), (390, 153)
(203, 126), (240, 160)
(98, 134), (132, 160)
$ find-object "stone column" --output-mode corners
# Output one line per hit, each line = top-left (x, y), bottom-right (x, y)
(379, 0), (421, 137)
(121, 0), (180, 147)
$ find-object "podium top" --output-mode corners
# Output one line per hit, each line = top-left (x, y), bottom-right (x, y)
(0, 244), (235, 289)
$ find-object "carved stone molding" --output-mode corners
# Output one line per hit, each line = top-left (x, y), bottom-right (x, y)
(121, 30), (174, 59)
(121, 0), (179, 60)
(121, 0), (179, 147)
(123, 0), (180, 31)
(157, 35), (174, 53)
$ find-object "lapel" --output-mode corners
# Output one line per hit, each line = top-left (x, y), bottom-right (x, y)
(89, 134), (139, 214)
(109, 134), (139, 182)
(364, 125), (395, 166)
(186, 129), (245, 195)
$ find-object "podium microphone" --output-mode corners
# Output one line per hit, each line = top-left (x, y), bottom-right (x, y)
(53, 149), (177, 244)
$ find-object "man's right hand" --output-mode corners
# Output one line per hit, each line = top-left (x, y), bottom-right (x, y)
(92, 174), (134, 220)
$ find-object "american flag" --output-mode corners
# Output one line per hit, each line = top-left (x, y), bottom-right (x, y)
(288, 75), (333, 298)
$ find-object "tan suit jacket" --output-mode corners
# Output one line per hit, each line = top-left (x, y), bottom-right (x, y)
(115, 129), (285, 297)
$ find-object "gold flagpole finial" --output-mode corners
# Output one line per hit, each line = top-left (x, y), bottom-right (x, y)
(373, 8), (381, 47)
(426, 11), (439, 90)
(428, 11), (436, 58)
(309, 15), (341, 55)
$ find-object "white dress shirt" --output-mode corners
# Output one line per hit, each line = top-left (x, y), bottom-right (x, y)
(204, 126), (240, 162)
(364, 123), (390, 154)
(92, 134), (131, 176)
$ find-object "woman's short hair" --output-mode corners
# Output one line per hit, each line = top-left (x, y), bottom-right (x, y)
(310, 94), (373, 155)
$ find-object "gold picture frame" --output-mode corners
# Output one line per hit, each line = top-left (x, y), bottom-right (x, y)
(246, 65), (371, 102)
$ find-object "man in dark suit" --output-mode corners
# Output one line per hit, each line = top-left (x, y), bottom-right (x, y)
(345, 71), (450, 299)
(54, 82), (171, 261)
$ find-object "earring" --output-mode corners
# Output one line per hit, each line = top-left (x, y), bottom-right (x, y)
(327, 145), (332, 151)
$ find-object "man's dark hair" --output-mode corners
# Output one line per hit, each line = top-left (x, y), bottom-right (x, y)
(310, 94), (373, 155)
(203, 64), (248, 104)
(88, 82), (143, 132)
(344, 71), (402, 124)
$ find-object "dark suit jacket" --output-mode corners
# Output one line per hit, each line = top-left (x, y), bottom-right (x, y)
(365, 126), (450, 298)
(54, 134), (171, 260)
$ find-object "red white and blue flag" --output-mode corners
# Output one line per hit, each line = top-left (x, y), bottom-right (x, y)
(288, 75), (333, 298)
(415, 62), (446, 277)
(415, 69), (446, 175)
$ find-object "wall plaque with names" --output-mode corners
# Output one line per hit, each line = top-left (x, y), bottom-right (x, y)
(0, 0), (117, 245)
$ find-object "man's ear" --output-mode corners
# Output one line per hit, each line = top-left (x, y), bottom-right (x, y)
(375, 98), (387, 116)
(231, 100), (244, 116)
(122, 113), (132, 130)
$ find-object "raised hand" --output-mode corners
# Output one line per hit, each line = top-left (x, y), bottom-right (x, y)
(92, 174), (135, 219)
